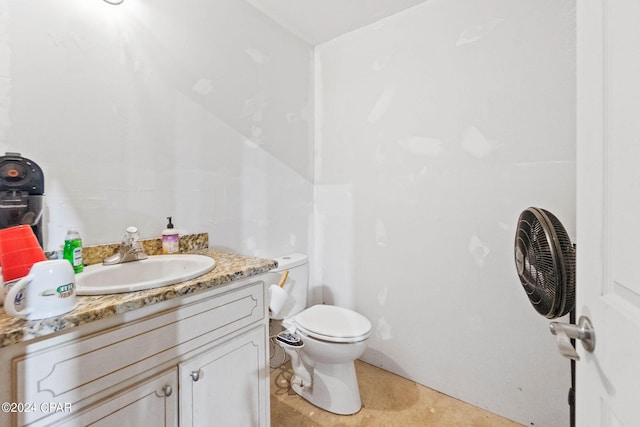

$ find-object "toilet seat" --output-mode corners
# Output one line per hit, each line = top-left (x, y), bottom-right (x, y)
(294, 304), (372, 343)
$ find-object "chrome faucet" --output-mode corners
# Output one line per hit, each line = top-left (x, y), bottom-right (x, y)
(103, 226), (148, 265)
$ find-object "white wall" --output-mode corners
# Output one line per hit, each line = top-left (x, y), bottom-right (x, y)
(0, 0), (314, 257)
(315, 1), (576, 426)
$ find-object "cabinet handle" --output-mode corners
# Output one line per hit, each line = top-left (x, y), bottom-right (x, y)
(190, 370), (200, 382)
(162, 385), (172, 397)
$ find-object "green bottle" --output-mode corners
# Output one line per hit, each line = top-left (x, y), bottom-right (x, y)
(63, 228), (84, 273)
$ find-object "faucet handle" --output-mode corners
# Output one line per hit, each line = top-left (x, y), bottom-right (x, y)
(123, 226), (140, 244)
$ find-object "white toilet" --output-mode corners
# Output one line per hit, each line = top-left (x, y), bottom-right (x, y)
(269, 254), (372, 415)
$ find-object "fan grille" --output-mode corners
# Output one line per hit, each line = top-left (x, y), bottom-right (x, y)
(544, 209), (576, 317)
(514, 208), (575, 319)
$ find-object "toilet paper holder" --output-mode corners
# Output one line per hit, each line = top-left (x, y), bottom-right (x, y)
(549, 315), (596, 361)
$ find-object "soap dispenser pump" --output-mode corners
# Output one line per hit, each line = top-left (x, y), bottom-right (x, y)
(162, 216), (179, 254)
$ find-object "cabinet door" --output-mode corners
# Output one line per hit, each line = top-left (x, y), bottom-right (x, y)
(54, 369), (178, 427)
(180, 326), (268, 427)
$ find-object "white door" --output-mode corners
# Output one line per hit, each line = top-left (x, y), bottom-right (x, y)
(576, 0), (640, 426)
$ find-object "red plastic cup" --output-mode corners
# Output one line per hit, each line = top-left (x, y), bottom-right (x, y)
(0, 225), (47, 282)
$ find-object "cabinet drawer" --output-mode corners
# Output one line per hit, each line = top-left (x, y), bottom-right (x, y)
(14, 280), (264, 426)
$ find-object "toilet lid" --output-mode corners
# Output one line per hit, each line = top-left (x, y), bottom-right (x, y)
(294, 305), (372, 343)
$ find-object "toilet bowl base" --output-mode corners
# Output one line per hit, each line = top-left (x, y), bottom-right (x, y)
(291, 361), (362, 415)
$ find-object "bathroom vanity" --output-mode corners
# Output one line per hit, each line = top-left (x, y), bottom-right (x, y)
(0, 249), (276, 427)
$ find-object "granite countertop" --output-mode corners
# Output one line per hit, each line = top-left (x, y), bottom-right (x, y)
(0, 249), (277, 349)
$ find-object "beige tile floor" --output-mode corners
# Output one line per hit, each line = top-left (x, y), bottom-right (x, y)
(270, 360), (524, 427)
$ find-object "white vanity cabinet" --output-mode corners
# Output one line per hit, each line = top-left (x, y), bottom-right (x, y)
(0, 275), (270, 427)
(179, 326), (266, 426)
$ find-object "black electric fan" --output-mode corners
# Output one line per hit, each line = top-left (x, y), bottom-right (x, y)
(514, 207), (576, 426)
(514, 207), (575, 318)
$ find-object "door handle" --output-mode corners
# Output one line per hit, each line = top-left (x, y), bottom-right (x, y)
(549, 315), (596, 360)
(190, 370), (201, 382)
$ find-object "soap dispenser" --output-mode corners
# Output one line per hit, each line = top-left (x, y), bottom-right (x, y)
(63, 228), (84, 273)
(162, 217), (179, 254)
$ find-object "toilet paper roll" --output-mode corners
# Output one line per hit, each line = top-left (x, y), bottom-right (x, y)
(269, 284), (292, 318)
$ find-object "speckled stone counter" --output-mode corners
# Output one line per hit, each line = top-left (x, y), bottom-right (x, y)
(0, 249), (277, 349)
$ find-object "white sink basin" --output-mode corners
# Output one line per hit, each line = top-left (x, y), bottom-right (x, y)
(75, 254), (216, 295)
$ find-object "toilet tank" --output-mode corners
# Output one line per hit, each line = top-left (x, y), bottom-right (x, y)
(270, 253), (308, 320)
